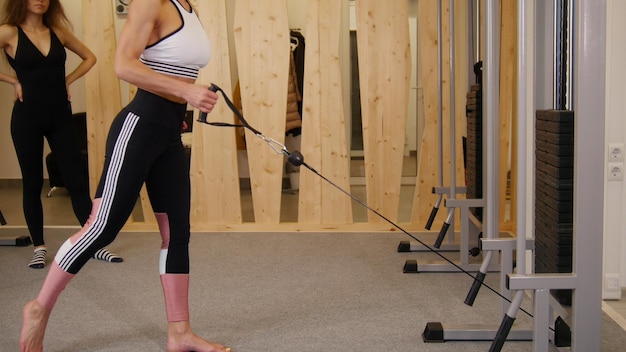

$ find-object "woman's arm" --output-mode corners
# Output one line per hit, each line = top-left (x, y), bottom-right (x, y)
(114, 0), (216, 112)
(56, 27), (97, 87)
(0, 24), (22, 101)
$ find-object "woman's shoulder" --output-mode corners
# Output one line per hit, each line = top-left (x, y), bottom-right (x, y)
(0, 24), (18, 46)
(50, 26), (72, 44)
(0, 24), (18, 36)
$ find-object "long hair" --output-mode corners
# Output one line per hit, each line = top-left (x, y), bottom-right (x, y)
(1, 0), (72, 30)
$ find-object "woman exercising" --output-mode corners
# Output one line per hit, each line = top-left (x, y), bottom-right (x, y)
(19, 0), (228, 351)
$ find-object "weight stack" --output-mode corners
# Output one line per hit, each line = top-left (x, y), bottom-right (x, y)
(465, 84), (483, 221)
(534, 109), (574, 305)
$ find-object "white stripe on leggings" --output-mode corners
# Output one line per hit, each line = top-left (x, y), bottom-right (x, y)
(59, 112), (140, 271)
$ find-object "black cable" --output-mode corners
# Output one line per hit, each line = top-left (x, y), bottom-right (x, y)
(197, 83), (536, 320)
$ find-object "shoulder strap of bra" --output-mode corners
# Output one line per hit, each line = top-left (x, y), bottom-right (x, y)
(170, 0), (192, 14)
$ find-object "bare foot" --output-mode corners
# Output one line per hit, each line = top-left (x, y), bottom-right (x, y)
(20, 300), (51, 352)
(167, 321), (230, 352)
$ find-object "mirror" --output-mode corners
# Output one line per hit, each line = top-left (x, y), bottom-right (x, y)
(348, 0), (421, 222)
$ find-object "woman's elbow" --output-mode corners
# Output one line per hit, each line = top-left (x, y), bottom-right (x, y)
(87, 55), (97, 70)
(114, 61), (130, 80)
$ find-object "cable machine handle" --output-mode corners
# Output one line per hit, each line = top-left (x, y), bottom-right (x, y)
(434, 222), (450, 248)
(425, 206), (439, 230)
(198, 84), (220, 123)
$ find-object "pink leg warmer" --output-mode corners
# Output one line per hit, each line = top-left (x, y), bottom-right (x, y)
(160, 274), (190, 322)
(36, 262), (74, 310)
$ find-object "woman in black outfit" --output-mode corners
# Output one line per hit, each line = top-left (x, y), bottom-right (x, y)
(0, 0), (122, 268)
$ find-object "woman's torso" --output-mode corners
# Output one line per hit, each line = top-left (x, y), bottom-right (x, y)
(6, 26), (68, 106)
(140, 0), (210, 103)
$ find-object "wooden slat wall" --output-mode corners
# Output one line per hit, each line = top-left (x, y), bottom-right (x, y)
(499, 0), (517, 229)
(412, 0), (440, 226)
(80, 1), (515, 233)
(233, 0), (290, 224)
(190, 0), (241, 227)
(298, 0), (352, 224)
(355, 0), (411, 224)
(82, 0), (120, 197)
(412, 0), (468, 227)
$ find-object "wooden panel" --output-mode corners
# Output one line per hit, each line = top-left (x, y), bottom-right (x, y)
(412, 0), (468, 227)
(82, 0), (121, 197)
(452, 0), (469, 226)
(190, 0), (241, 226)
(499, 0), (517, 227)
(412, 0), (439, 226)
(233, 0), (290, 224)
(298, 0), (352, 223)
(355, 0), (411, 223)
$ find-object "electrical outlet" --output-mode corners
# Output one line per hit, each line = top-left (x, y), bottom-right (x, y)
(605, 274), (621, 291)
(609, 143), (625, 162)
(608, 162), (624, 181)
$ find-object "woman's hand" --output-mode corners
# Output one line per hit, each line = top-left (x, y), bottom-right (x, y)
(65, 81), (72, 101)
(183, 84), (219, 115)
(13, 80), (23, 102)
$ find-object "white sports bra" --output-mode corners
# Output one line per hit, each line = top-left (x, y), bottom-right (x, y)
(140, 0), (210, 79)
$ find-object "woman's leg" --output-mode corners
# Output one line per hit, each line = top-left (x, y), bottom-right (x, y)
(146, 139), (228, 352)
(46, 108), (123, 263)
(46, 107), (92, 224)
(10, 103), (45, 248)
(20, 111), (162, 351)
(146, 141), (191, 317)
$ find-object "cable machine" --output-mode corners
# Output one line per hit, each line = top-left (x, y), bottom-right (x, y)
(399, 0), (501, 275)
(421, 1), (605, 350)
(493, 0), (605, 351)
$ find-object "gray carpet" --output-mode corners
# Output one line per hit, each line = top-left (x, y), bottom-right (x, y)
(1, 229), (624, 351)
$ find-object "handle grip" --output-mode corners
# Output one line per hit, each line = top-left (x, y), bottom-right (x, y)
(434, 222), (450, 248)
(464, 271), (486, 306)
(488, 314), (516, 352)
(425, 206), (439, 230)
(198, 84), (219, 123)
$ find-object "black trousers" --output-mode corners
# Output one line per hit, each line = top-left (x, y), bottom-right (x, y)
(56, 90), (191, 275)
(11, 101), (91, 246)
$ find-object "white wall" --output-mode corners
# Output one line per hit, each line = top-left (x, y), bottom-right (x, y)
(603, 0), (626, 298)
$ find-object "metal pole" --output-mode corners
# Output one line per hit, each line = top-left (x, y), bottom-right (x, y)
(476, 0), (481, 63)
(554, 0), (563, 109)
(571, 1), (605, 349)
(493, 1), (532, 348)
(566, 0), (574, 110)
(438, 0), (444, 190)
(516, 0), (528, 284)
(483, 0), (499, 243)
(425, 0), (445, 231)
(434, 0), (458, 247)
(448, 0), (457, 211)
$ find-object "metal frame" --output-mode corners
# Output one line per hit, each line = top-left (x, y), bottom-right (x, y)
(421, 1), (606, 349)
(507, 0), (605, 351)
(419, 0), (535, 343)
(402, 0), (498, 275)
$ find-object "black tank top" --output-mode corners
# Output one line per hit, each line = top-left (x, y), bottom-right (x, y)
(6, 26), (68, 106)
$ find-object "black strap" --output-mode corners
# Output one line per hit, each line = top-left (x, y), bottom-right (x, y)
(198, 84), (262, 135)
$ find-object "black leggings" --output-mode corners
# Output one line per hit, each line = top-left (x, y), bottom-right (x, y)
(55, 90), (191, 275)
(11, 101), (91, 247)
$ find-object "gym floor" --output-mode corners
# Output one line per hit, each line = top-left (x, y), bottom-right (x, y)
(1, 178), (625, 332)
